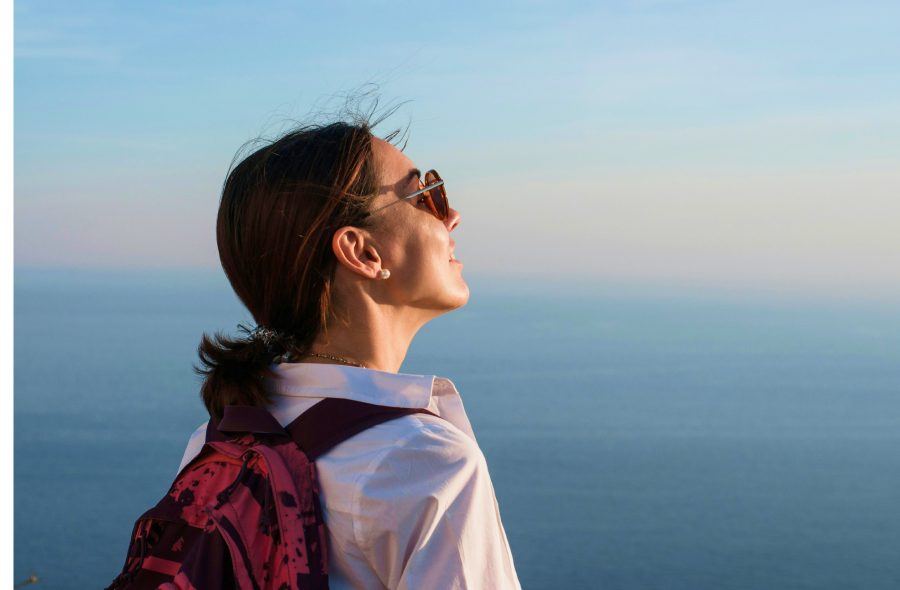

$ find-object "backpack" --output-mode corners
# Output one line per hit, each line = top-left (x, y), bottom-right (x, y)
(106, 399), (437, 590)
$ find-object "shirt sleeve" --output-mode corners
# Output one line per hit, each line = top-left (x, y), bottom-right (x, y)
(350, 418), (521, 590)
(177, 421), (208, 475)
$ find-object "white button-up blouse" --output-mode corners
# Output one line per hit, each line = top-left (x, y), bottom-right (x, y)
(177, 363), (522, 590)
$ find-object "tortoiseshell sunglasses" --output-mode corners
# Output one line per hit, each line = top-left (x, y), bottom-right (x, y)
(368, 170), (449, 221)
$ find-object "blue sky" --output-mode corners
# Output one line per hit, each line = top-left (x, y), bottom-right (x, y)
(14, 0), (900, 298)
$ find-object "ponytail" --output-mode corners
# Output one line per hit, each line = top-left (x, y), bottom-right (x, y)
(194, 329), (277, 421)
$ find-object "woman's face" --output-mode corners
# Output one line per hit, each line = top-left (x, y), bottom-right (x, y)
(368, 137), (469, 314)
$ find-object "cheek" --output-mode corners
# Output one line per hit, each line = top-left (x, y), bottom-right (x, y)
(394, 225), (447, 275)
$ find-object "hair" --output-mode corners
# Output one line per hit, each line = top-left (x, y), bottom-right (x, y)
(194, 98), (407, 420)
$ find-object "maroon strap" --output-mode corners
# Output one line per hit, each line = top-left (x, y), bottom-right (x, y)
(205, 399), (439, 460)
(218, 405), (286, 435)
(205, 417), (225, 443)
(205, 405), (289, 443)
(287, 398), (439, 460)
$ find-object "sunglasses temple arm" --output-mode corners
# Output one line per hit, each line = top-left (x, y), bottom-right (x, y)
(369, 180), (444, 213)
(369, 194), (416, 213)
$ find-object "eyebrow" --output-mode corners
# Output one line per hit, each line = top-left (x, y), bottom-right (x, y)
(394, 168), (421, 195)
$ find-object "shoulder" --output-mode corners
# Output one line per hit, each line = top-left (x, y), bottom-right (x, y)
(316, 411), (488, 507)
(335, 411), (485, 476)
(348, 412), (489, 509)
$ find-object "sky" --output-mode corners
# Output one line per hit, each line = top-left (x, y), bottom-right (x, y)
(13, 0), (900, 299)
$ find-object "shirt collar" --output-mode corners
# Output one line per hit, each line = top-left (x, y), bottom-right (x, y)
(265, 362), (454, 409)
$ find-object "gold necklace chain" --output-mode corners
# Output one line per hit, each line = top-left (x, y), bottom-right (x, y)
(302, 352), (365, 368)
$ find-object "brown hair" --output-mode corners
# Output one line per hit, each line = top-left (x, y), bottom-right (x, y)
(194, 107), (405, 420)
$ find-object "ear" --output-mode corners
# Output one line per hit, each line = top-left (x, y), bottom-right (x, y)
(331, 226), (382, 280)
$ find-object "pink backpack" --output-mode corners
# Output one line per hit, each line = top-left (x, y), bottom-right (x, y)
(106, 399), (437, 590)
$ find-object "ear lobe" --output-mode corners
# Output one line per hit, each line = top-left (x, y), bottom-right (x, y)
(332, 226), (382, 280)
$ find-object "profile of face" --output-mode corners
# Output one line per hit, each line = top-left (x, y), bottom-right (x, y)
(331, 137), (469, 321)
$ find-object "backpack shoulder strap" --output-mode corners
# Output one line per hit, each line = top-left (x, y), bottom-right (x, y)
(205, 417), (224, 443)
(286, 398), (439, 460)
(203, 399), (440, 459)
(204, 405), (285, 443)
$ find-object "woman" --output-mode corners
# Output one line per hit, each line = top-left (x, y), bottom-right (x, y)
(176, 114), (522, 589)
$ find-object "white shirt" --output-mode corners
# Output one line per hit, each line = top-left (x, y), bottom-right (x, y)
(178, 363), (522, 590)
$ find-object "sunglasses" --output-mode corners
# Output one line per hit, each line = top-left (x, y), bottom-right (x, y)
(368, 170), (449, 221)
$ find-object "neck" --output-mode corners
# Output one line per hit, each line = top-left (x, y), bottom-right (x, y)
(305, 299), (431, 373)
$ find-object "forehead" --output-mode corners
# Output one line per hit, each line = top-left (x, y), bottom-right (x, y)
(371, 137), (416, 186)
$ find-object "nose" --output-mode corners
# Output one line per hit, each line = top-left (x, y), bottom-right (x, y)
(444, 207), (461, 232)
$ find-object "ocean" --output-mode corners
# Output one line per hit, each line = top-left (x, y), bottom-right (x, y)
(14, 269), (900, 589)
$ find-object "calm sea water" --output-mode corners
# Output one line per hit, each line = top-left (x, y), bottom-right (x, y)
(14, 269), (900, 589)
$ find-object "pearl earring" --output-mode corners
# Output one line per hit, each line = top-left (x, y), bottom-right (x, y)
(379, 269), (390, 280)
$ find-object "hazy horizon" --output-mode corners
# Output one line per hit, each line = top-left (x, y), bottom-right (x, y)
(14, 265), (900, 308)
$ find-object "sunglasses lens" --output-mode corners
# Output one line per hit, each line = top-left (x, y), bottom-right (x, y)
(424, 170), (449, 220)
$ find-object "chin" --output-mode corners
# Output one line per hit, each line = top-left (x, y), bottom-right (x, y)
(446, 276), (470, 310)
(430, 274), (470, 314)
